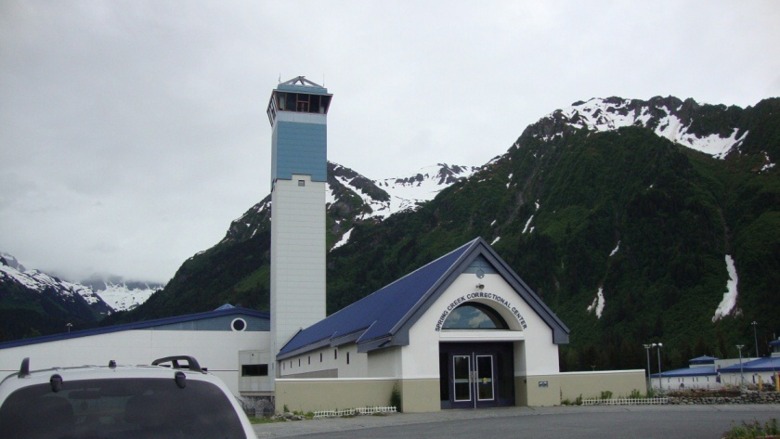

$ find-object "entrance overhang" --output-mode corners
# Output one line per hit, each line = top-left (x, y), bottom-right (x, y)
(439, 330), (524, 342)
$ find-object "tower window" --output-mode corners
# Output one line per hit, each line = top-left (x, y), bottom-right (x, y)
(298, 180), (305, 187)
(347, 352), (350, 365)
(334, 349), (338, 360)
(320, 353), (323, 362)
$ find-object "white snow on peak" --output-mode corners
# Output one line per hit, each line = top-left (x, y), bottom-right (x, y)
(0, 258), (103, 305)
(95, 283), (158, 312)
(543, 98), (748, 159)
(587, 287), (606, 319)
(368, 164), (478, 219)
(712, 255), (739, 322)
(0, 252), (159, 312)
(609, 241), (620, 257)
(327, 164), (477, 248)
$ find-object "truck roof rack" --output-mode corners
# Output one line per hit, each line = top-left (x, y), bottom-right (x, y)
(17, 358), (30, 378)
(151, 355), (204, 373)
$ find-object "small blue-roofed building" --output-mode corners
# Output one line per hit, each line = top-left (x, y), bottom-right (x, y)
(650, 355), (721, 391)
(718, 339), (780, 389)
(273, 237), (574, 412)
(0, 305), (273, 398)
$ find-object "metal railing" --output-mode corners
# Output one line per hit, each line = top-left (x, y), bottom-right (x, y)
(313, 406), (397, 418)
(581, 397), (669, 406)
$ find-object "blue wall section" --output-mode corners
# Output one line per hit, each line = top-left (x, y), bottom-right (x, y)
(272, 121), (327, 182)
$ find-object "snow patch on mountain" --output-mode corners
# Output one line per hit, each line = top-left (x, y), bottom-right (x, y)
(712, 255), (739, 322)
(95, 283), (158, 312)
(366, 164), (479, 219)
(587, 287), (606, 319)
(537, 97), (748, 159)
(609, 241), (620, 257)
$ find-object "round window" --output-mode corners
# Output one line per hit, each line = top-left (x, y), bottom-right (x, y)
(231, 318), (247, 332)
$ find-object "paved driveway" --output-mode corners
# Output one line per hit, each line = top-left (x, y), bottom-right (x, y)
(254, 404), (780, 439)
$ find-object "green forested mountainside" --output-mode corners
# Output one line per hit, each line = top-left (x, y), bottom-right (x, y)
(0, 282), (96, 341)
(103, 98), (779, 372)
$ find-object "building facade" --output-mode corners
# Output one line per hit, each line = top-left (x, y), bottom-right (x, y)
(0, 306), (273, 398)
(274, 238), (572, 412)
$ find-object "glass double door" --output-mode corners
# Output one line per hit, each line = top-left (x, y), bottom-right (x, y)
(453, 353), (495, 405)
(440, 342), (514, 409)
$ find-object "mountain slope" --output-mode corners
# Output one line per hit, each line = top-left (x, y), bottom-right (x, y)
(47, 96), (780, 373)
(0, 253), (111, 340)
(105, 162), (477, 322)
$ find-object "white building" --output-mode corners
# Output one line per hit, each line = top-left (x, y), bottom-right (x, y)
(274, 237), (571, 411)
(0, 305), (274, 401)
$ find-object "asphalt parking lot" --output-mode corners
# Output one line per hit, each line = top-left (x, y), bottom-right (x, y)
(253, 404), (780, 439)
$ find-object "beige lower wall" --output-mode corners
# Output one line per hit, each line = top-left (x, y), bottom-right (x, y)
(517, 375), (562, 407)
(400, 378), (440, 413)
(281, 368), (338, 379)
(275, 370), (646, 413)
(275, 378), (397, 413)
(559, 370), (646, 401)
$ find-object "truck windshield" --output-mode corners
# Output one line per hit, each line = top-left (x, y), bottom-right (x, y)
(0, 377), (247, 439)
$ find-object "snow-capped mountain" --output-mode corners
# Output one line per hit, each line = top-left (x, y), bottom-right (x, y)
(1, 252), (108, 310)
(221, 162), (479, 248)
(0, 253), (161, 315)
(528, 96), (753, 160)
(81, 277), (161, 312)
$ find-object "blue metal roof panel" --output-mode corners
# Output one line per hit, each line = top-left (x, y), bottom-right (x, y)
(652, 366), (717, 378)
(0, 306), (270, 350)
(719, 356), (780, 373)
(277, 239), (475, 357)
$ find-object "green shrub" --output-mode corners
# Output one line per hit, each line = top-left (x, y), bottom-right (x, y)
(723, 418), (778, 438)
(390, 384), (402, 412)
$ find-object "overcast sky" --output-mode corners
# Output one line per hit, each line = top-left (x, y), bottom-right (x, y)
(1, 1), (778, 284)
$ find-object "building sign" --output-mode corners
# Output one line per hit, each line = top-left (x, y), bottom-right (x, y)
(435, 292), (528, 331)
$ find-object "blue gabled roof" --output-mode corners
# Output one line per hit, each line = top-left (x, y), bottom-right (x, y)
(278, 237), (570, 359)
(0, 305), (269, 350)
(719, 356), (780, 373)
(652, 365), (717, 378)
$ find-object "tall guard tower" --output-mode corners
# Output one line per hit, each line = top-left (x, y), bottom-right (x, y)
(267, 76), (332, 365)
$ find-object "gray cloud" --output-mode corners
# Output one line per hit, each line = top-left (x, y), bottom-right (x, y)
(1, 0), (778, 283)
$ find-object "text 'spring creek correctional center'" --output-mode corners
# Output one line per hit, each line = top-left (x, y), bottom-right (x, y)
(0, 77), (646, 413)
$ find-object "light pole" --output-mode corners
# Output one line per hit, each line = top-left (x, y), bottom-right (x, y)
(736, 344), (745, 389)
(653, 342), (663, 391)
(751, 321), (759, 357)
(643, 344), (652, 392)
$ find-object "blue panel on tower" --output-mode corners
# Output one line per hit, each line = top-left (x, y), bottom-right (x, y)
(272, 121), (327, 182)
